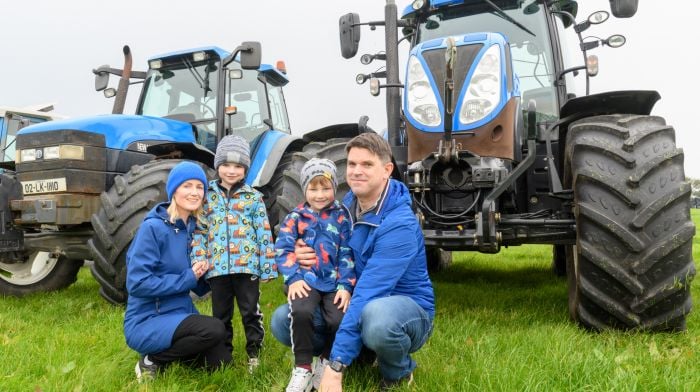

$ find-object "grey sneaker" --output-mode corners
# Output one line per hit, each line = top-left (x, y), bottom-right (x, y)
(285, 367), (313, 392)
(380, 372), (414, 391)
(311, 357), (329, 390)
(248, 357), (260, 374)
(135, 356), (159, 382)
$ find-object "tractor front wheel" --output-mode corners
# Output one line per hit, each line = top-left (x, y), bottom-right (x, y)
(565, 114), (695, 331)
(0, 251), (83, 296)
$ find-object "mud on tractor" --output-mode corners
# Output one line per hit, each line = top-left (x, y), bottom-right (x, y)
(0, 44), (362, 304)
(319, 0), (694, 331)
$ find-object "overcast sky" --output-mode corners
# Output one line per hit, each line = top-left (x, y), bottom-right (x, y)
(2, 1), (697, 176)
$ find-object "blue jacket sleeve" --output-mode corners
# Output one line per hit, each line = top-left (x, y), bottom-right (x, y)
(336, 213), (355, 292)
(329, 221), (419, 365)
(274, 212), (304, 285)
(252, 193), (278, 280)
(127, 223), (198, 298)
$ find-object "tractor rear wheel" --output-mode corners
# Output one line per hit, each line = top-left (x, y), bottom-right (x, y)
(276, 138), (351, 224)
(260, 151), (293, 231)
(565, 114), (695, 331)
(0, 251), (83, 296)
(88, 160), (214, 305)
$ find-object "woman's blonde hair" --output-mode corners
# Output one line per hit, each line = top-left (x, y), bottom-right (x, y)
(166, 197), (205, 226)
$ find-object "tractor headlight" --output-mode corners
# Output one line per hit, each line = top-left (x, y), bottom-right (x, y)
(44, 145), (85, 160)
(460, 45), (502, 124)
(19, 149), (36, 163)
(17, 145), (85, 162)
(406, 56), (441, 127)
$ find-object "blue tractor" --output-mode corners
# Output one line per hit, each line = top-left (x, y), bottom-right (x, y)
(0, 43), (363, 303)
(330, 0), (694, 331)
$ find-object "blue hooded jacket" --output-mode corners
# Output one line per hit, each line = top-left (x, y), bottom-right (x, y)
(123, 202), (209, 355)
(329, 179), (435, 365)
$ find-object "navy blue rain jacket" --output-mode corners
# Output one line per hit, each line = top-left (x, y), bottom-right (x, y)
(123, 202), (209, 355)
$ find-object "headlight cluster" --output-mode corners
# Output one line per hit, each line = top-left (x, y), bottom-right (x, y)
(460, 44), (502, 124)
(16, 145), (85, 163)
(406, 56), (441, 127)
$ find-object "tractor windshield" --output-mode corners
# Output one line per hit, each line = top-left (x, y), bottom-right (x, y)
(139, 58), (219, 123)
(413, 0), (559, 119)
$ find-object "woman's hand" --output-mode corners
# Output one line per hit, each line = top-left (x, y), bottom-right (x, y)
(334, 289), (351, 313)
(288, 280), (311, 300)
(191, 261), (210, 279)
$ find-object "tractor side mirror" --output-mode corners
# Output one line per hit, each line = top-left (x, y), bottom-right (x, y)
(94, 65), (110, 91)
(339, 13), (361, 59)
(239, 41), (262, 70)
(609, 0), (638, 18)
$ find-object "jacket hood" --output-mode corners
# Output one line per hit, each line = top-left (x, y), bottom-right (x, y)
(145, 202), (193, 231)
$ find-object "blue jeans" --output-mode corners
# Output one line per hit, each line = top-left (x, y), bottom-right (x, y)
(271, 295), (433, 381)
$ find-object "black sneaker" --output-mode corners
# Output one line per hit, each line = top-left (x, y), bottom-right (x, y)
(135, 356), (159, 382)
(380, 372), (414, 391)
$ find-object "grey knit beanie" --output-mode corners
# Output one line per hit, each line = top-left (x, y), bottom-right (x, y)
(214, 135), (251, 169)
(301, 158), (337, 194)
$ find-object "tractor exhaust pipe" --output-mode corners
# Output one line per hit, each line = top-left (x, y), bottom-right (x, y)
(112, 46), (133, 114)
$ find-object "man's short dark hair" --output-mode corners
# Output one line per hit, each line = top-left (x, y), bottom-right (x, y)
(345, 133), (392, 163)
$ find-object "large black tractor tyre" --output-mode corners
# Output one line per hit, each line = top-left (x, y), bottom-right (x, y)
(88, 160), (214, 305)
(259, 151), (293, 232)
(276, 138), (351, 224)
(565, 114), (695, 331)
(0, 251), (83, 296)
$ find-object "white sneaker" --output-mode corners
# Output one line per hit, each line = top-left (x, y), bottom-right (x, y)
(248, 357), (260, 374)
(311, 358), (329, 390)
(285, 367), (313, 392)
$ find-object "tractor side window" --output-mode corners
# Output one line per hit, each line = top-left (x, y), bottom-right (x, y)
(267, 86), (290, 134)
(226, 67), (270, 144)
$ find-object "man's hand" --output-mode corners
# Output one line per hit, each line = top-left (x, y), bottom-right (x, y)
(334, 289), (351, 313)
(319, 366), (343, 392)
(294, 239), (317, 269)
(288, 280), (311, 300)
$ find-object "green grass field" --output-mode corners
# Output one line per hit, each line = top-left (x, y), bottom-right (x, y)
(2, 211), (699, 391)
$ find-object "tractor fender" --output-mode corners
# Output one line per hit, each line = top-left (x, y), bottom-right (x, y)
(301, 122), (363, 143)
(252, 122), (365, 187)
(560, 90), (660, 122)
(250, 132), (304, 187)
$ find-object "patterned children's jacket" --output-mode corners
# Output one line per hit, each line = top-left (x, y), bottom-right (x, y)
(191, 180), (277, 280)
(275, 200), (355, 293)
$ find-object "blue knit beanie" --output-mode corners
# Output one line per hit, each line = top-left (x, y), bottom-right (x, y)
(166, 161), (208, 200)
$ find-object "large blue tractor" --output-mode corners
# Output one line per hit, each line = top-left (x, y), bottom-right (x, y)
(323, 0), (695, 331)
(0, 43), (362, 304)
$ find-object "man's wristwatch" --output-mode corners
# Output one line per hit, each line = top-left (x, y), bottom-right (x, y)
(328, 360), (347, 373)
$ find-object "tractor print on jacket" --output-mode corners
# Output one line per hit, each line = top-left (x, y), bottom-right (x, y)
(191, 180), (277, 280)
(275, 200), (355, 293)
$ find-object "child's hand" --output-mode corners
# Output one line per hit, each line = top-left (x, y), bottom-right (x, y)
(191, 261), (209, 279)
(334, 289), (351, 313)
(288, 280), (311, 300)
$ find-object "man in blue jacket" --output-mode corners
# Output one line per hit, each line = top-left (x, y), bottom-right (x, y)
(271, 132), (435, 391)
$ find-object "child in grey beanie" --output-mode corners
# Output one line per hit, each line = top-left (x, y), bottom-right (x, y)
(300, 158), (338, 195)
(214, 135), (251, 170)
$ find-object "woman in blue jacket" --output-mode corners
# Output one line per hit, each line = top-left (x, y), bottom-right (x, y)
(123, 161), (230, 382)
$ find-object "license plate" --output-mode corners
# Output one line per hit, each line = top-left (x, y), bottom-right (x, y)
(21, 178), (67, 195)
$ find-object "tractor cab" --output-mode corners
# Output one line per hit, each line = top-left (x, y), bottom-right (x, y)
(135, 47), (290, 152)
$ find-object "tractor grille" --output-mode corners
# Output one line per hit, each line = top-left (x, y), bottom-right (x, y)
(422, 43), (483, 113)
